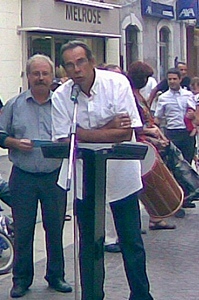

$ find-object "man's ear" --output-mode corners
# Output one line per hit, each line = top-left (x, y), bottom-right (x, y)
(91, 57), (96, 67)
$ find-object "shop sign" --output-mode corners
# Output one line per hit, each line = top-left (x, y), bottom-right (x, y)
(176, 0), (198, 20)
(141, 0), (174, 19)
(66, 5), (101, 24)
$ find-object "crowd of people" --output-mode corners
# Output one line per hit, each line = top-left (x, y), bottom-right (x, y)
(0, 40), (199, 299)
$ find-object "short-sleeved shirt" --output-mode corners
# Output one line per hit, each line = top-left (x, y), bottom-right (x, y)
(194, 93), (199, 105)
(52, 68), (143, 202)
(154, 87), (195, 129)
(0, 90), (62, 173)
(140, 76), (158, 111)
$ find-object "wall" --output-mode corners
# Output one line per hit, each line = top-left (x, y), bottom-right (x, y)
(0, 0), (22, 103)
(120, 0), (186, 80)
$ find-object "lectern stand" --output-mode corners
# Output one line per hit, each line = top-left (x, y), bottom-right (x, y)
(41, 142), (148, 300)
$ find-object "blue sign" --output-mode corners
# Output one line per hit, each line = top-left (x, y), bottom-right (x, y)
(141, 0), (174, 19)
(176, 0), (198, 20)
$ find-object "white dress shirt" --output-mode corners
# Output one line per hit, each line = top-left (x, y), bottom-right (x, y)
(140, 76), (157, 111)
(154, 87), (195, 129)
(52, 68), (143, 202)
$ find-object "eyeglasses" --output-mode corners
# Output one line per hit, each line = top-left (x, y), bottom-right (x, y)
(30, 71), (52, 77)
(64, 58), (88, 71)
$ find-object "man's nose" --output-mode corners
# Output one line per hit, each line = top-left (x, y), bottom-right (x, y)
(74, 64), (81, 72)
(38, 72), (44, 79)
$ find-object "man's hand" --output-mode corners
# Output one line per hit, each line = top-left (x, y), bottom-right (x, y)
(142, 125), (169, 147)
(4, 137), (33, 151)
(185, 108), (195, 120)
(103, 113), (131, 129)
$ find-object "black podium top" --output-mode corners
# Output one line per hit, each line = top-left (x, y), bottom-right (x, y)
(40, 141), (148, 160)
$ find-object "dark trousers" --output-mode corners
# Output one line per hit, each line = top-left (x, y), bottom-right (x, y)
(76, 194), (153, 300)
(165, 129), (195, 164)
(9, 166), (66, 287)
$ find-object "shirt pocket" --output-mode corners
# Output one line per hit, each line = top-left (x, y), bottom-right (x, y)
(88, 101), (115, 128)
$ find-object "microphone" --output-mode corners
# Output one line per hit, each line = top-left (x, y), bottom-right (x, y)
(70, 84), (80, 102)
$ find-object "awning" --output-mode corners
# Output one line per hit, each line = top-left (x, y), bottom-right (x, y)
(55, 0), (121, 10)
(17, 26), (121, 38)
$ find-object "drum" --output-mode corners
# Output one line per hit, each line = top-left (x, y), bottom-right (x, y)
(139, 142), (184, 218)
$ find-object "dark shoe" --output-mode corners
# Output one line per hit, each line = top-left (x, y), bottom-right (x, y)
(10, 285), (28, 298)
(149, 220), (176, 230)
(184, 189), (199, 202)
(141, 229), (147, 234)
(48, 279), (72, 293)
(104, 243), (121, 253)
(182, 202), (196, 208)
(175, 208), (185, 218)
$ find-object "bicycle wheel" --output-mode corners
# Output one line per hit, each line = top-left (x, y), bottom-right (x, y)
(0, 231), (14, 274)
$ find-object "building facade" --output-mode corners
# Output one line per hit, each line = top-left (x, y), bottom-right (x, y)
(0, 0), (198, 101)
(0, 0), (22, 102)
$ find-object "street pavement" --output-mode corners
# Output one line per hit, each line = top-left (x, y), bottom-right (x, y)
(1, 153), (199, 300)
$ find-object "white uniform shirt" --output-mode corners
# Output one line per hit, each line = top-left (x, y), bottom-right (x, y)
(52, 68), (143, 202)
(194, 93), (199, 105)
(140, 76), (158, 112)
(154, 87), (195, 129)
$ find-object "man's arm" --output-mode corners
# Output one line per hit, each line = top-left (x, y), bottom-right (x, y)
(153, 117), (161, 126)
(148, 86), (158, 107)
(57, 114), (133, 143)
(76, 127), (132, 143)
(78, 113), (134, 143)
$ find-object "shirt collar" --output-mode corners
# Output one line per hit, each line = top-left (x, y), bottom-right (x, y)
(169, 87), (182, 96)
(26, 89), (52, 103)
(89, 68), (99, 95)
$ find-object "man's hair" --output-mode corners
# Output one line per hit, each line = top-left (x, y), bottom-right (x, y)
(176, 61), (186, 67)
(105, 64), (122, 71)
(26, 54), (54, 76)
(190, 77), (199, 87)
(166, 68), (181, 79)
(60, 40), (93, 65)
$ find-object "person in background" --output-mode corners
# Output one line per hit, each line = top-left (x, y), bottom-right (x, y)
(0, 54), (72, 298)
(154, 68), (198, 208)
(52, 40), (154, 300)
(127, 61), (179, 226)
(104, 63), (123, 73)
(128, 61), (199, 215)
(188, 77), (199, 170)
(190, 77), (199, 122)
(55, 65), (68, 83)
(148, 61), (191, 108)
(154, 68), (195, 166)
(140, 76), (158, 114)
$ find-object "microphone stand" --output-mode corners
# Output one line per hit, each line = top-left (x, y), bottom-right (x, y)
(66, 91), (80, 300)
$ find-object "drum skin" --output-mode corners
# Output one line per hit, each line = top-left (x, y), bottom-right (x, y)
(139, 142), (184, 218)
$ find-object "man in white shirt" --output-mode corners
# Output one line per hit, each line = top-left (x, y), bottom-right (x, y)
(52, 40), (153, 300)
(154, 68), (196, 164)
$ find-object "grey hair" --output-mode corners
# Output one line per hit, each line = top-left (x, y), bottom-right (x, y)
(26, 54), (54, 76)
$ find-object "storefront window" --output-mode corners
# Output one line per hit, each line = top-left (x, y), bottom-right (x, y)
(27, 33), (105, 72)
